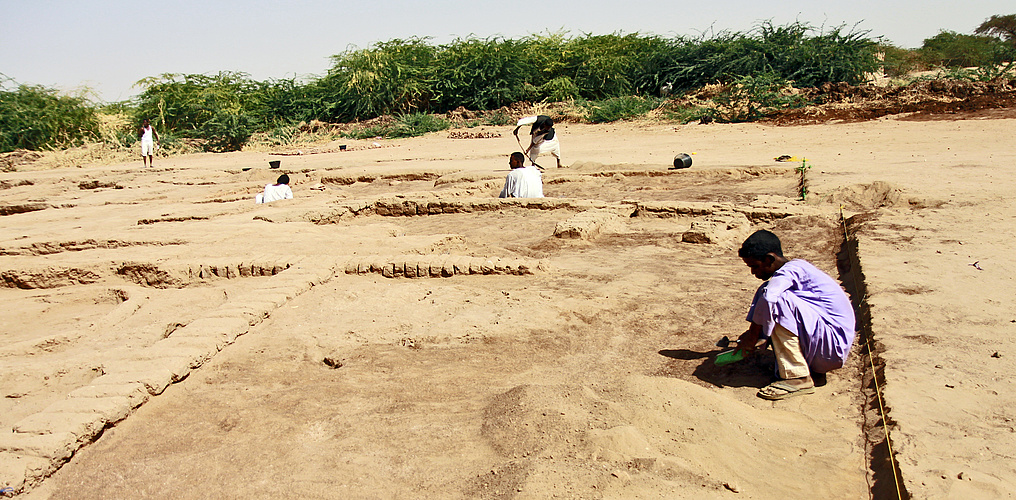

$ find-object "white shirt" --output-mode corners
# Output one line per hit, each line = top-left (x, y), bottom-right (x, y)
(499, 166), (543, 198)
(257, 183), (293, 203)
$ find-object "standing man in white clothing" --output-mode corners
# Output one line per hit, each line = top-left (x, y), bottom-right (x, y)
(138, 118), (160, 167)
(499, 152), (543, 198)
(513, 115), (561, 168)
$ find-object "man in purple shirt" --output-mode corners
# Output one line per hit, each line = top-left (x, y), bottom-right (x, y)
(736, 230), (856, 400)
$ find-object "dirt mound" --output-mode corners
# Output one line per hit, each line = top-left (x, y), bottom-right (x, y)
(772, 78), (1016, 124)
(0, 150), (43, 172)
(814, 181), (946, 211)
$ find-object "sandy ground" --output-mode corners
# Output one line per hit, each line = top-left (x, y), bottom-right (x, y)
(1, 115), (1014, 499)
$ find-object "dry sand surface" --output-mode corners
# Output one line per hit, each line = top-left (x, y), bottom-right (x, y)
(1, 115), (1014, 499)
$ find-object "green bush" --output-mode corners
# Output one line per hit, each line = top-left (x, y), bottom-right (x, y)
(658, 22), (878, 92)
(0, 81), (101, 153)
(539, 76), (581, 101)
(877, 44), (927, 77)
(585, 96), (661, 122)
(919, 31), (1003, 68)
(711, 72), (808, 122)
(318, 38), (436, 120)
(197, 111), (253, 152)
(9, 22), (893, 154)
(343, 113), (449, 140)
(431, 37), (535, 111)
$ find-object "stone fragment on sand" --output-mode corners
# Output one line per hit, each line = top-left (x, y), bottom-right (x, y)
(102, 357), (192, 383)
(12, 412), (106, 442)
(41, 396), (132, 424)
(554, 209), (619, 239)
(67, 383), (150, 409)
(493, 258), (507, 274)
(0, 451), (52, 494)
(452, 256), (471, 275)
(467, 257), (482, 275)
(480, 258), (495, 274)
(681, 212), (751, 247)
(0, 432), (77, 461)
(172, 317), (250, 345)
(429, 258), (445, 277)
(90, 368), (176, 396)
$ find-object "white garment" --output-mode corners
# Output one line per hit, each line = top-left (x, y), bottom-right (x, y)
(256, 183), (293, 204)
(499, 166), (543, 198)
(516, 116), (560, 166)
(140, 125), (155, 155)
(527, 136), (560, 164)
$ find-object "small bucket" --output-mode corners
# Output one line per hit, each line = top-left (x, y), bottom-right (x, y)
(339, 145), (347, 151)
(672, 153), (692, 169)
(269, 160), (281, 169)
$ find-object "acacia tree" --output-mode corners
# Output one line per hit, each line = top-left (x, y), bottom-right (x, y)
(974, 14), (1016, 79)
(975, 14), (1016, 46)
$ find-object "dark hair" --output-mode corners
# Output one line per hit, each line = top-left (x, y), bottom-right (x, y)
(738, 230), (783, 259)
(509, 152), (525, 166)
(277, 174), (290, 185)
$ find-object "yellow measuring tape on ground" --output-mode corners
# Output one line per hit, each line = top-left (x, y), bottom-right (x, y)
(839, 206), (903, 500)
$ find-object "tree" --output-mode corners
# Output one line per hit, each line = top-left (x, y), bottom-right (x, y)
(975, 14), (1016, 47)
(974, 14), (1016, 80)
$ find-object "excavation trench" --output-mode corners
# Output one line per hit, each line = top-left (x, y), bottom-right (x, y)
(839, 213), (910, 500)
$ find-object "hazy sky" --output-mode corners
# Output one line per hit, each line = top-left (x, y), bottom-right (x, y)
(2, 0), (1011, 102)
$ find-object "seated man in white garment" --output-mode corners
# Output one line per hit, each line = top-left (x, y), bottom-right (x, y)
(255, 174), (294, 204)
(498, 152), (543, 198)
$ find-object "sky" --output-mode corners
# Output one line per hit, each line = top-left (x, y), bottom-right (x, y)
(1, 0), (1012, 102)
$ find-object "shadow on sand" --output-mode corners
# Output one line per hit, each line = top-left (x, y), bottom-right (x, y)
(658, 348), (776, 389)
(658, 347), (828, 389)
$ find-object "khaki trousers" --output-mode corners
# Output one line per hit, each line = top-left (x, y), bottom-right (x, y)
(772, 323), (810, 379)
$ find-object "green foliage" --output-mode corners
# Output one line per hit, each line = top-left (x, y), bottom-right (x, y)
(664, 105), (717, 124)
(432, 37), (536, 111)
(796, 159), (811, 200)
(876, 44), (927, 77)
(319, 38), (436, 120)
(975, 14), (1016, 46)
(197, 111), (253, 152)
(919, 31), (1003, 68)
(584, 96), (661, 123)
(343, 113), (449, 140)
(711, 72), (809, 122)
(539, 76), (581, 101)
(657, 22), (878, 93)
(7, 22), (896, 154)
(0, 80), (101, 153)
(134, 72), (275, 151)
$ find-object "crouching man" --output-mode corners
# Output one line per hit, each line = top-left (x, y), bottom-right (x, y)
(737, 230), (856, 400)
